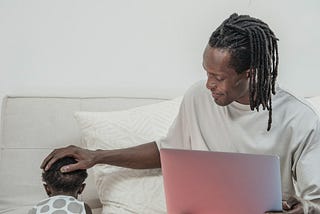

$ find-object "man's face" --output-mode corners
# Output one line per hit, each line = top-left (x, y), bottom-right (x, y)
(203, 46), (250, 106)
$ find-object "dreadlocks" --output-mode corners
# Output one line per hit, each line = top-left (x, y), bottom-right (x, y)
(209, 13), (279, 131)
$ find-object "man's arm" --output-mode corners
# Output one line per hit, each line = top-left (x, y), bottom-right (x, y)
(265, 196), (320, 214)
(40, 142), (161, 172)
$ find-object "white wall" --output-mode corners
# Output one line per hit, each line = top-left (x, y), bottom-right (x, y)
(1, 0), (320, 106)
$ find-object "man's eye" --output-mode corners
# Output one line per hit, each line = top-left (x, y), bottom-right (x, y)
(207, 73), (214, 77)
(207, 73), (224, 81)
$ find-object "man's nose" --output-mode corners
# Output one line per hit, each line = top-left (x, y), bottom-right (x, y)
(206, 79), (216, 90)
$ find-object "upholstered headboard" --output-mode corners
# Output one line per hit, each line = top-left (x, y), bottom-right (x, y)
(0, 95), (173, 214)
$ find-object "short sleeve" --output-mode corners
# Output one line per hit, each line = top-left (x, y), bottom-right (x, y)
(156, 96), (191, 150)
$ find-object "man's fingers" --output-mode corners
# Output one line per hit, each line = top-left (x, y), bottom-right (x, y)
(60, 163), (81, 173)
(286, 203), (304, 214)
(283, 201), (291, 210)
(40, 145), (91, 172)
(266, 197), (303, 214)
(286, 197), (300, 209)
(40, 150), (57, 170)
(44, 153), (65, 171)
(41, 147), (76, 171)
(282, 196), (301, 213)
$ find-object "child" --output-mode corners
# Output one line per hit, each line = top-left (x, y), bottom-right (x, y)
(29, 157), (92, 214)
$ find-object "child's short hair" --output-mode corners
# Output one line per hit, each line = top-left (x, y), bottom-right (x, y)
(42, 157), (88, 193)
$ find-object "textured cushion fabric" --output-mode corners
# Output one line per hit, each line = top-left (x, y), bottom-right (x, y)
(74, 97), (182, 214)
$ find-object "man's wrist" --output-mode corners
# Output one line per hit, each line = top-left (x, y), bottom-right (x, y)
(92, 149), (105, 165)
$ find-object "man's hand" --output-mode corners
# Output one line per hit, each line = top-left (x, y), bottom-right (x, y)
(265, 197), (304, 214)
(40, 145), (96, 172)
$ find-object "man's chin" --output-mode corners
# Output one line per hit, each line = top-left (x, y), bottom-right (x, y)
(212, 97), (230, 106)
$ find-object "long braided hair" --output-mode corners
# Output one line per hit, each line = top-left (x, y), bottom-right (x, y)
(209, 13), (279, 131)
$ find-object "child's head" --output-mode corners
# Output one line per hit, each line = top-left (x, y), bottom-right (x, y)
(42, 157), (88, 198)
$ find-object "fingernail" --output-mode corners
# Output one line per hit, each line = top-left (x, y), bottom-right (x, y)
(60, 166), (67, 172)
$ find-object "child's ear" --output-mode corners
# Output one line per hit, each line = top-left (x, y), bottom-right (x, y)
(78, 183), (86, 195)
(43, 183), (52, 196)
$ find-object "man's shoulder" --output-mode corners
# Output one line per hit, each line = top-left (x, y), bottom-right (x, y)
(275, 86), (320, 120)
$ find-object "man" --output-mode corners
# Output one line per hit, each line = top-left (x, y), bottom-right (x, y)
(41, 13), (320, 213)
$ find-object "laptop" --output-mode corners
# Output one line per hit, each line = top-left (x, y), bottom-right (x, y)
(160, 148), (282, 214)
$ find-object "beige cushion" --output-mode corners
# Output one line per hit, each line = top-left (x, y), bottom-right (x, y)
(74, 97), (182, 214)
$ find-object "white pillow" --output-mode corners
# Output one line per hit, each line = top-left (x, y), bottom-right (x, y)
(74, 97), (182, 214)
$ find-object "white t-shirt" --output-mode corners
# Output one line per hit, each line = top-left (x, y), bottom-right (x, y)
(28, 195), (86, 214)
(157, 80), (320, 201)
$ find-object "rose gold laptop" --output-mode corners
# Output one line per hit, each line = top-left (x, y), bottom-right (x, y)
(160, 148), (282, 214)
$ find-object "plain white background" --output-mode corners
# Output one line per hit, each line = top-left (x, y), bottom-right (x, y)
(1, 0), (320, 113)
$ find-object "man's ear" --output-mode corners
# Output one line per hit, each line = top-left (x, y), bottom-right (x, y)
(43, 183), (52, 196)
(78, 183), (86, 195)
